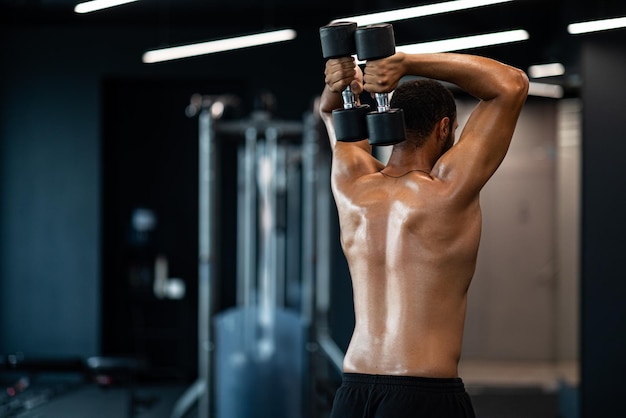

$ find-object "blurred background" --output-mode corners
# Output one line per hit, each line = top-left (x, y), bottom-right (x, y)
(1, 0), (625, 417)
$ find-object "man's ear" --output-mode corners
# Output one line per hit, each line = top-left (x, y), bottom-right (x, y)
(438, 117), (450, 141)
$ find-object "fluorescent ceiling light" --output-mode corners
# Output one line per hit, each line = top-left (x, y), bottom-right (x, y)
(332, 0), (515, 26)
(528, 63), (565, 78)
(142, 29), (297, 64)
(74, 0), (139, 14)
(392, 29), (529, 55)
(568, 16), (626, 35)
(528, 82), (564, 99)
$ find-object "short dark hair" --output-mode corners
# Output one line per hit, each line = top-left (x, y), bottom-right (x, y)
(390, 79), (457, 147)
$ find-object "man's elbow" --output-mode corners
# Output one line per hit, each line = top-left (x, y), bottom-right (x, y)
(318, 103), (328, 120)
(504, 68), (530, 103)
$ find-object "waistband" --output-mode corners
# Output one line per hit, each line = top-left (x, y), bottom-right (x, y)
(342, 373), (466, 393)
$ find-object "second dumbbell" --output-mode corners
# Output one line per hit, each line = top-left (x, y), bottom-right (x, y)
(355, 23), (406, 146)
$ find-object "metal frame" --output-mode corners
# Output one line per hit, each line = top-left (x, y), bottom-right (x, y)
(171, 96), (224, 418)
(172, 96), (346, 418)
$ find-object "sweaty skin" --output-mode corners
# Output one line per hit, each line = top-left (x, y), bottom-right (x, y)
(320, 52), (528, 378)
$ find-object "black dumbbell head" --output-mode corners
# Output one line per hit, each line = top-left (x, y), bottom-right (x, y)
(355, 23), (396, 61)
(366, 108), (406, 146)
(320, 21), (358, 59)
(332, 104), (370, 142)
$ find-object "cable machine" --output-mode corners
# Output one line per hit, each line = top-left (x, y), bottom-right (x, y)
(171, 94), (346, 418)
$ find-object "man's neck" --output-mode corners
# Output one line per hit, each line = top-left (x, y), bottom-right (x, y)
(385, 143), (437, 175)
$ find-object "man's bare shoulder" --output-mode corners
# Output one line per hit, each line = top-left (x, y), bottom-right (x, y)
(332, 143), (385, 185)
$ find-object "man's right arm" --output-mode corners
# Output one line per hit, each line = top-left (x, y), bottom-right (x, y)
(320, 57), (383, 183)
(364, 52), (529, 201)
(319, 57), (369, 153)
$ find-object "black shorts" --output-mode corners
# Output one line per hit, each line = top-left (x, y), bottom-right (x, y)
(329, 373), (475, 418)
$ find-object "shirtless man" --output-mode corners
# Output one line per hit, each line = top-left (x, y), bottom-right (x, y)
(319, 51), (528, 417)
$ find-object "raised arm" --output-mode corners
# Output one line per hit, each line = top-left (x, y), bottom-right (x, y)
(319, 57), (370, 152)
(320, 56), (383, 181)
(364, 52), (529, 198)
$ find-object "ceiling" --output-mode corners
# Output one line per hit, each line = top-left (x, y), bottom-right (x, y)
(2, 0), (626, 94)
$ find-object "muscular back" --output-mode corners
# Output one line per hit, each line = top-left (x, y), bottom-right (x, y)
(333, 169), (482, 378)
(320, 51), (528, 379)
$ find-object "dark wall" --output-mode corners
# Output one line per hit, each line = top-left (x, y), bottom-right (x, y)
(0, 22), (327, 359)
(580, 33), (626, 417)
(0, 28), (104, 357)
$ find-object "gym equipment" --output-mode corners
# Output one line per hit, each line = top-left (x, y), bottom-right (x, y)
(172, 95), (347, 418)
(355, 23), (407, 146)
(170, 97), (221, 418)
(175, 98), (310, 418)
(214, 112), (305, 418)
(319, 21), (370, 142)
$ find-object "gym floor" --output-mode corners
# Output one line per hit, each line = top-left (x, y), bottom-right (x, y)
(462, 360), (579, 418)
(5, 361), (578, 418)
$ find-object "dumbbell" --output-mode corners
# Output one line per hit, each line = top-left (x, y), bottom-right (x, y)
(355, 23), (406, 146)
(319, 21), (370, 142)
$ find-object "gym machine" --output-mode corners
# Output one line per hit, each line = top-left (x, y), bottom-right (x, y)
(171, 94), (344, 418)
(213, 106), (305, 418)
(169, 95), (223, 418)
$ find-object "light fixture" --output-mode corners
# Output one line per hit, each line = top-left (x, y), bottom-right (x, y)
(392, 29), (529, 55)
(74, 0), (139, 14)
(528, 63), (565, 79)
(142, 29), (297, 64)
(568, 16), (626, 35)
(528, 82), (564, 99)
(331, 0), (515, 26)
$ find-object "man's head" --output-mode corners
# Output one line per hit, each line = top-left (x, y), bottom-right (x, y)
(390, 79), (457, 150)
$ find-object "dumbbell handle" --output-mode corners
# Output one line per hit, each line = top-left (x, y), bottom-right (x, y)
(374, 92), (391, 113)
(342, 86), (358, 110)
(355, 24), (395, 111)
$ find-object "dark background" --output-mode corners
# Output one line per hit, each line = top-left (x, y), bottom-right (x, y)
(1, 0), (626, 416)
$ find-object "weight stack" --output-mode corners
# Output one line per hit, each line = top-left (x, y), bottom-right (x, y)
(214, 305), (306, 418)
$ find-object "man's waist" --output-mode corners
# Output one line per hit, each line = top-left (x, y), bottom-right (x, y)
(340, 372), (466, 393)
